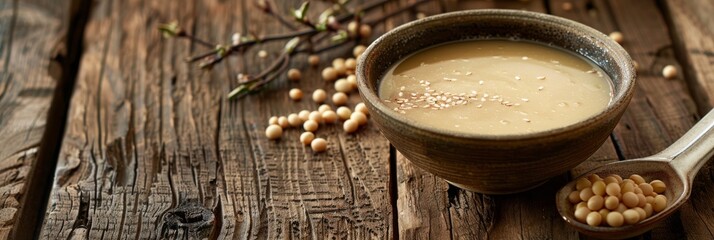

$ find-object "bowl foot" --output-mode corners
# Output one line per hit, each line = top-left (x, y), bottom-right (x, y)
(446, 180), (549, 195)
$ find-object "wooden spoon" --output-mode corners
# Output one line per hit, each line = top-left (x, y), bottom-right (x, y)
(556, 109), (714, 239)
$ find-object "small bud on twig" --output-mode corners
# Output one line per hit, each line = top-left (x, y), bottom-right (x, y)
(158, 21), (182, 38)
(293, 1), (310, 22)
(284, 37), (301, 54)
(256, 0), (271, 13)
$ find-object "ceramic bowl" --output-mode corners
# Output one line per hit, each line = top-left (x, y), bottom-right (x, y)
(356, 9), (636, 194)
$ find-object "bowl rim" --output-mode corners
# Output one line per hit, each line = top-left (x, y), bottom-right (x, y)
(356, 9), (636, 141)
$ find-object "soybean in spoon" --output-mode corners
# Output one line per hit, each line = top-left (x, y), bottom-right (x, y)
(556, 109), (714, 239)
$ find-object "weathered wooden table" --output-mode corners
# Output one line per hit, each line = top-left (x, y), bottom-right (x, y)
(1, 0), (713, 239)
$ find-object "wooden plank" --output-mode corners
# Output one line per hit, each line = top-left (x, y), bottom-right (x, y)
(552, 0), (702, 239)
(605, 0), (698, 159)
(394, 1), (580, 239)
(0, 0), (68, 238)
(388, 2), (452, 240)
(606, 1), (702, 238)
(662, 0), (714, 114)
(660, 0), (714, 238)
(396, 153), (451, 239)
(41, 0), (392, 239)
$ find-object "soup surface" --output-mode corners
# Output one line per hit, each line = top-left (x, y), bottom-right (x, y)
(379, 40), (613, 135)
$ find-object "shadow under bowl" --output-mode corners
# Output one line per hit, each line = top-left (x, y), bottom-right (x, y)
(356, 9), (636, 194)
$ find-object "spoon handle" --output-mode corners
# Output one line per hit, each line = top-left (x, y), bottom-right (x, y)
(656, 109), (714, 182)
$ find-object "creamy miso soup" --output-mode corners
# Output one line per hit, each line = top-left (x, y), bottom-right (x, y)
(379, 40), (613, 135)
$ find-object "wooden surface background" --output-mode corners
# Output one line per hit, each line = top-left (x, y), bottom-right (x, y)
(0, 0), (713, 239)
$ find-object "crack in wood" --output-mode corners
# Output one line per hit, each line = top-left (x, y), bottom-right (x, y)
(161, 200), (214, 235)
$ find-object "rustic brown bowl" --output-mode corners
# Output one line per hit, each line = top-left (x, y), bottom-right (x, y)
(356, 9), (636, 194)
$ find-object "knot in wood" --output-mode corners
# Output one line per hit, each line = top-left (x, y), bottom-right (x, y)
(162, 201), (214, 232)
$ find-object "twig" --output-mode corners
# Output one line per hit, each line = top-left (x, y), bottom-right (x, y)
(167, 0), (437, 99)
(297, 39), (356, 54)
(188, 29), (315, 66)
(177, 32), (215, 48)
(263, 0), (298, 30)
(228, 53), (290, 99)
(364, 0), (431, 25)
(242, 52), (289, 85)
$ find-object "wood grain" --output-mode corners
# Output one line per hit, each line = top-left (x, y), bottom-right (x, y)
(0, 0), (67, 238)
(607, 1), (703, 238)
(40, 0), (391, 239)
(6, 0), (710, 238)
(660, 0), (714, 238)
(552, 0), (703, 239)
(662, 0), (714, 115)
(394, 1), (580, 240)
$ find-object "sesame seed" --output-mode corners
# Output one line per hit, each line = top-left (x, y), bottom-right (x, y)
(466, 72), (473, 76)
(479, 80), (484, 85)
(523, 118), (531, 122)
(522, 56), (529, 60)
(538, 86), (544, 91)
(515, 76), (521, 80)
(537, 76), (546, 80)
(521, 98), (529, 102)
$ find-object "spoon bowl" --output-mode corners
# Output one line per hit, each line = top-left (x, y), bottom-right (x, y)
(556, 160), (684, 239)
(557, 109), (714, 239)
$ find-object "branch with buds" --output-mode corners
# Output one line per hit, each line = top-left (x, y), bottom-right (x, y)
(159, 0), (433, 100)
